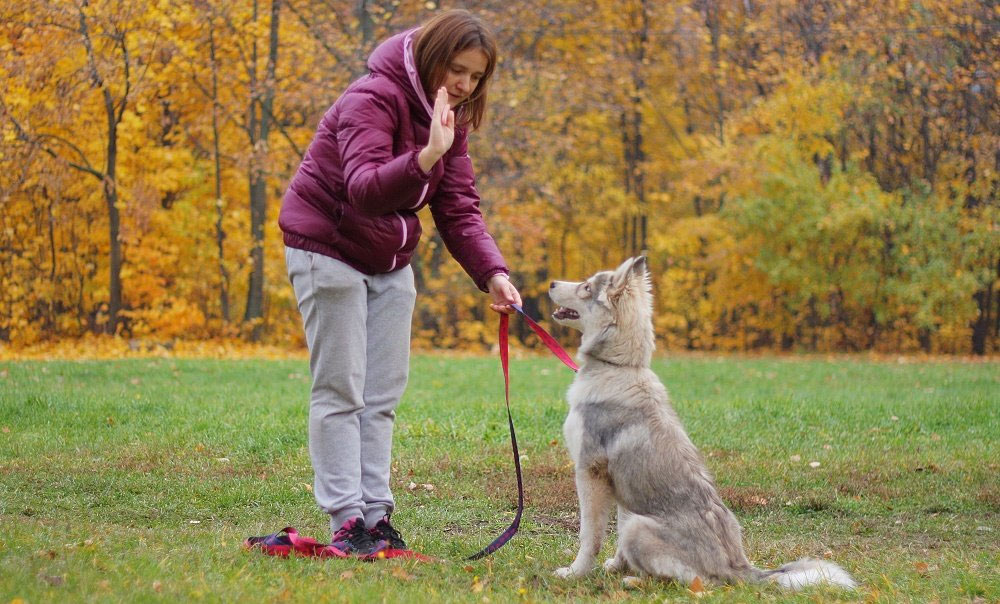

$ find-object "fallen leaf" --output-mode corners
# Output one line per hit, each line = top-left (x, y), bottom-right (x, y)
(391, 566), (414, 581)
(891, 415), (899, 421)
(40, 574), (64, 587)
(152, 580), (162, 592)
(689, 576), (705, 593)
(790, 454), (801, 462)
(35, 549), (57, 559)
(130, 378), (141, 385)
(422, 483), (435, 492)
(809, 461), (821, 468)
(622, 576), (643, 589)
(407, 481), (418, 491)
(106, 417), (115, 427)
(0, 369), (8, 378)
(339, 570), (355, 580)
(549, 439), (559, 446)
(301, 483), (313, 493)
(914, 561), (930, 576)
(462, 565), (475, 573)
(471, 575), (484, 593)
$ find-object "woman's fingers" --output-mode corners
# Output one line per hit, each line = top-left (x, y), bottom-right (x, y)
(435, 87), (448, 120)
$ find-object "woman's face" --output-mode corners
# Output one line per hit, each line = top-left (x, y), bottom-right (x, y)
(440, 47), (488, 108)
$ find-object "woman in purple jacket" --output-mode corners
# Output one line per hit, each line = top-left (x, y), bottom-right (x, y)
(278, 10), (521, 556)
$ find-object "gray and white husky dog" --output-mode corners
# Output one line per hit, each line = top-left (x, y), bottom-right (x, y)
(548, 257), (856, 590)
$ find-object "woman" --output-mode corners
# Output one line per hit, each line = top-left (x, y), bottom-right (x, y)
(278, 10), (521, 556)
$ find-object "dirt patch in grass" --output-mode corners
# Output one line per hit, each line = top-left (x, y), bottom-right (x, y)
(703, 448), (742, 460)
(835, 468), (900, 500)
(977, 486), (1000, 512)
(719, 485), (772, 512)
(422, 448), (578, 515)
(524, 460), (577, 514)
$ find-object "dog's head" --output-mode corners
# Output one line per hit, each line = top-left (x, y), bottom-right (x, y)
(548, 256), (654, 367)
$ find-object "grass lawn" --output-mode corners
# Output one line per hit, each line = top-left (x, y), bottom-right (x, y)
(0, 353), (997, 602)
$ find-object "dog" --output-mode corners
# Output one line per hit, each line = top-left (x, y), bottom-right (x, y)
(548, 257), (856, 590)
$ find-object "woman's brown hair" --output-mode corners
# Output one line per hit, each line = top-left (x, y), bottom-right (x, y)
(413, 9), (497, 130)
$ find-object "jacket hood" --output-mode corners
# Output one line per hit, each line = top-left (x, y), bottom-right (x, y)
(367, 28), (434, 122)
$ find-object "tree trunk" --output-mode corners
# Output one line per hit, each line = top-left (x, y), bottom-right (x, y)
(78, 4), (126, 335)
(971, 258), (998, 355)
(621, 0), (649, 257)
(209, 20), (231, 323)
(243, 0), (280, 341)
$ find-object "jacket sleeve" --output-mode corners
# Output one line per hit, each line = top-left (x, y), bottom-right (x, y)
(429, 132), (510, 292)
(337, 90), (432, 216)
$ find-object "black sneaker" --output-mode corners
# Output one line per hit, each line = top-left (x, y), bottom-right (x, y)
(331, 517), (384, 556)
(369, 515), (407, 550)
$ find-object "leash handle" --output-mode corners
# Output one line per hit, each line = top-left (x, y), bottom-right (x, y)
(466, 312), (523, 560)
(466, 306), (577, 560)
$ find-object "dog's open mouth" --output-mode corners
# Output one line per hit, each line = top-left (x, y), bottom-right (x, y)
(553, 306), (580, 321)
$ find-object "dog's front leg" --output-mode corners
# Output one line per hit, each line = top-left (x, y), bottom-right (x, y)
(555, 466), (615, 578)
(603, 505), (631, 573)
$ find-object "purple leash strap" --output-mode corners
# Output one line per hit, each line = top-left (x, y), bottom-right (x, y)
(466, 305), (577, 560)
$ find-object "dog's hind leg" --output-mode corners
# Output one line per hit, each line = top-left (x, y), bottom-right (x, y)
(603, 505), (632, 573)
(555, 464), (615, 578)
(619, 514), (700, 585)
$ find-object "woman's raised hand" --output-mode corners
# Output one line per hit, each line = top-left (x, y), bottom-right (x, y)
(418, 87), (455, 173)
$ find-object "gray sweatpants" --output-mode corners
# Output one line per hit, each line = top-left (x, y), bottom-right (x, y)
(285, 247), (416, 532)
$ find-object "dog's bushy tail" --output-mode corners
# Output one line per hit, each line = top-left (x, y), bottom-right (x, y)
(751, 558), (857, 590)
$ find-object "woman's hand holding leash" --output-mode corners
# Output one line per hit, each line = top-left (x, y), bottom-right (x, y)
(488, 274), (521, 315)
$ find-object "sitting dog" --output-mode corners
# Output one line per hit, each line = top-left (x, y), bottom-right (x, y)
(548, 257), (855, 590)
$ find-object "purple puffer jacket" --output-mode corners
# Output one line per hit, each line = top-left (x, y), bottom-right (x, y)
(278, 28), (509, 291)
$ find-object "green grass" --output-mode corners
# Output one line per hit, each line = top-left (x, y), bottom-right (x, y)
(1, 354), (998, 602)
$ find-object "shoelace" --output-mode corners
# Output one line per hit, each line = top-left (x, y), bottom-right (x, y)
(334, 521), (375, 550)
(374, 522), (406, 549)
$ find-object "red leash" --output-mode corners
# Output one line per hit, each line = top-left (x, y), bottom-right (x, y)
(466, 304), (577, 560)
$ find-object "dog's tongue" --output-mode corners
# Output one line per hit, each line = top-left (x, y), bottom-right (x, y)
(553, 307), (580, 320)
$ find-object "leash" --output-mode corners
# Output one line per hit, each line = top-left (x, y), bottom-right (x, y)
(466, 304), (577, 560)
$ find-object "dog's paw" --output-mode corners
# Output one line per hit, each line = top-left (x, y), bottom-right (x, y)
(603, 556), (626, 572)
(555, 565), (589, 579)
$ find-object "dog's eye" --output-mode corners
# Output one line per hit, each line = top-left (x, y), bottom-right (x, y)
(584, 283), (591, 293)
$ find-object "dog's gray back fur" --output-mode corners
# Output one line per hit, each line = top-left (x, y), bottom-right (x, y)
(549, 257), (855, 590)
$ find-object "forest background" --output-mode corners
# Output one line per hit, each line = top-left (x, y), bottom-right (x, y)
(0, 0), (997, 355)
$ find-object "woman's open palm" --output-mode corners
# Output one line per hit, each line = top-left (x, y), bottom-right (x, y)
(427, 87), (455, 155)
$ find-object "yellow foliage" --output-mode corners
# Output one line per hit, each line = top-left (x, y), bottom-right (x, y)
(0, 0), (996, 355)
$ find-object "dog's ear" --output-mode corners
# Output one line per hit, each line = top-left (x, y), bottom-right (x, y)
(631, 255), (648, 280)
(608, 256), (648, 300)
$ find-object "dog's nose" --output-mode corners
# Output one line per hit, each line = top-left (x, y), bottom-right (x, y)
(549, 281), (556, 289)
